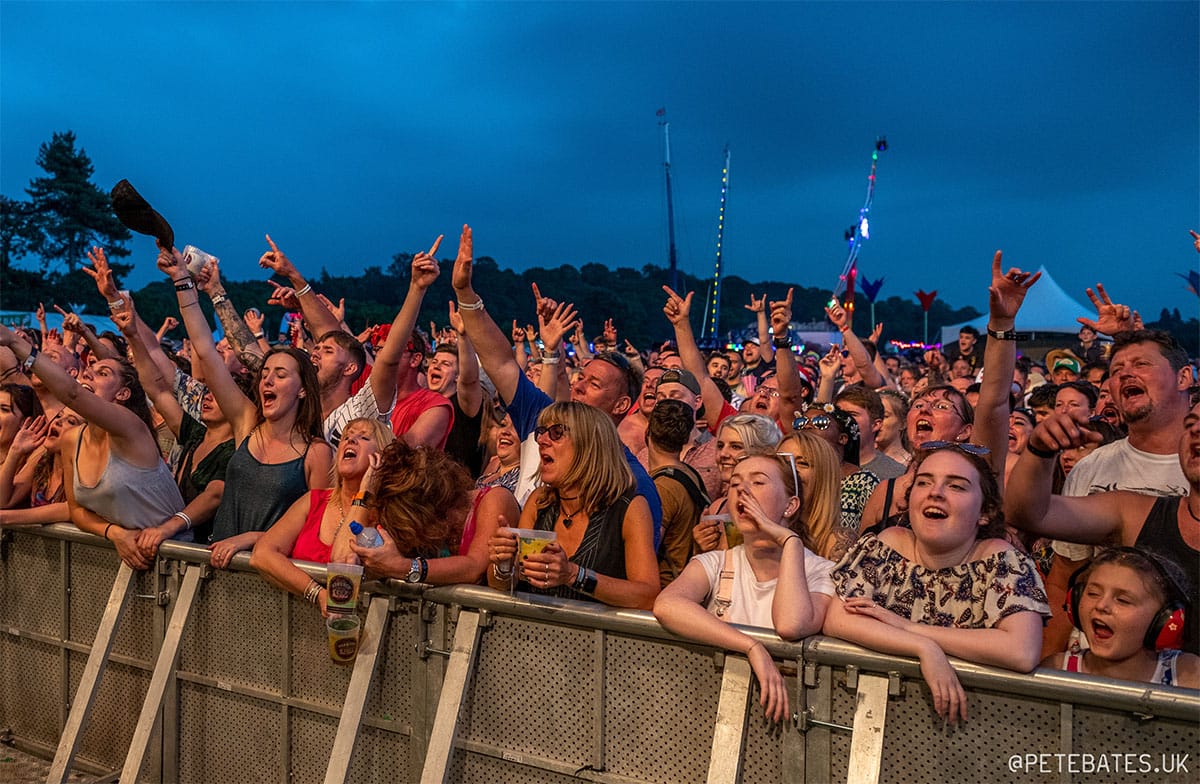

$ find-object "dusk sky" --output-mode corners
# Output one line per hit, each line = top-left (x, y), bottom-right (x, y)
(2, 1), (1197, 320)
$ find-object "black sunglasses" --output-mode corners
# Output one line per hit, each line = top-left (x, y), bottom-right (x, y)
(534, 423), (570, 442)
(592, 351), (631, 371)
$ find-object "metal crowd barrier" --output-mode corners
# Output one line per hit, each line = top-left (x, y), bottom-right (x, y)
(1, 523), (1197, 784)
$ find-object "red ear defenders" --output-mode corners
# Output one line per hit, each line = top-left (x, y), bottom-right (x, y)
(1065, 547), (1187, 652)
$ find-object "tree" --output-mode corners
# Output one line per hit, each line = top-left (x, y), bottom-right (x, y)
(0, 195), (36, 268)
(24, 131), (131, 272)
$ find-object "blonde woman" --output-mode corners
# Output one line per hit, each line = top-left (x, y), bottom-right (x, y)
(778, 431), (846, 561)
(487, 402), (659, 609)
(251, 417), (394, 615)
(692, 413), (782, 552)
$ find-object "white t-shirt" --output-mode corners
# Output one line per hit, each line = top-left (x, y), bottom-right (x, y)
(692, 544), (834, 628)
(322, 383), (394, 447)
(1053, 438), (1188, 559)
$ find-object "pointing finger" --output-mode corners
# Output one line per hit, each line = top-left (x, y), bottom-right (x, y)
(265, 234), (280, 254)
(427, 234), (443, 256)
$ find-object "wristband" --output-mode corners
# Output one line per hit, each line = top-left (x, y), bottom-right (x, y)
(838, 326), (850, 333)
(174, 278), (196, 292)
(253, 331), (266, 339)
(211, 294), (228, 306)
(417, 556), (428, 582)
(103, 523), (113, 541)
(493, 563), (514, 580)
(456, 297), (485, 312)
(0, 367), (18, 382)
(303, 579), (324, 605)
(295, 283), (313, 297)
(350, 497), (369, 509)
(986, 326), (1019, 341)
(772, 335), (792, 349)
(20, 347), (39, 375)
(577, 567), (598, 595)
(107, 297), (125, 310)
(172, 511), (193, 531)
(780, 533), (802, 548)
(1026, 443), (1059, 459)
(541, 355), (560, 365)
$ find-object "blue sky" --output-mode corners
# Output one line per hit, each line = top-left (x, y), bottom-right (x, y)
(2, 1), (1197, 319)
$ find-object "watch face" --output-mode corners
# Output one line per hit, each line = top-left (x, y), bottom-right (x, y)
(405, 559), (422, 583)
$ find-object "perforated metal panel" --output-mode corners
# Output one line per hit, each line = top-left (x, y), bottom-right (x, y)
(0, 533), (62, 634)
(289, 596), (354, 708)
(452, 751), (588, 783)
(179, 570), (284, 693)
(741, 668), (798, 782)
(458, 616), (595, 765)
(603, 635), (720, 782)
(0, 635), (61, 744)
(66, 543), (121, 645)
(365, 602), (419, 725)
(177, 681), (282, 783)
(109, 569), (157, 662)
(70, 654), (151, 775)
(1073, 704), (1200, 784)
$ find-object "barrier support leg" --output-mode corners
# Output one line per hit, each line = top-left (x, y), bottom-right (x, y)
(119, 564), (202, 783)
(846, 673), (890, 784)
(48, 561), (135, 784)
(323, 595), (391, 784)
(418, 610), (482, 784)
(706, 654), (752, 784)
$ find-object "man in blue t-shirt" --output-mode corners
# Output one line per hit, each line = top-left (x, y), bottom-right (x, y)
(448, 225), (663, 546)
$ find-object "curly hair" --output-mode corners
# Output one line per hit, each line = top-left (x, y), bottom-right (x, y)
(371, 441), (473, 558)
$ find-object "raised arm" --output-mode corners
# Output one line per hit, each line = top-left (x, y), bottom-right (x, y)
(369, 235), (443, 411)
(450, 225), (524, 404)
(258, 234), (341, 339)
(447, 302), (483, 417)
(826, 298), (884, 388)
(195, 258), (264, 375)
(746, 293), (775, 363)
(158, 247), (258, 438)
(769, 290), (809, 418)
(112, 300), (184, 436)
(974, 251), (1040, 478)
(534, 292), (578, 402)
(663, 286), (725, 432)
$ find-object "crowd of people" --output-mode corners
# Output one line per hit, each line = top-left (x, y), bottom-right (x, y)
(1, 226), (1197, 722)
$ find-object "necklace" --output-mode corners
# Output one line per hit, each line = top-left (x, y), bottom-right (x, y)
(1186, 498), (1200, 523)
(333, 492), (349, 537)
(559, 500), (586, 528)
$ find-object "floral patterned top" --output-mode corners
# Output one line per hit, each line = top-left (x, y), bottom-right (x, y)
(832, 533), (1051, 628)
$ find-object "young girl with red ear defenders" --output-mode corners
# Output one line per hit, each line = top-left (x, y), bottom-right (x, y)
(1043, 547), (1198, 689)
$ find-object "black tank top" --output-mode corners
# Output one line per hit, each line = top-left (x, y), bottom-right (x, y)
(1134, 496), (1198, 654)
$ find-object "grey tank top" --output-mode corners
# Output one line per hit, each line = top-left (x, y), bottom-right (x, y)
(209, 435), (310, 543)
(73, 426), (187, 537)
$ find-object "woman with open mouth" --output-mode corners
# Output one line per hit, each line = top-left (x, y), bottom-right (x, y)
(690, 413), (782, 554)
(156, 244), (332, 569)
(0, 314), (185, 571)
(476, 403), (521, 494)
(0, 407), (84, 528)
(824, 443), (1050, 724)
(251, 417), (393, 614)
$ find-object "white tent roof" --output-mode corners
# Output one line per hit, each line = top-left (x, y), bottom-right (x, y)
(940, 265), (1093, 344)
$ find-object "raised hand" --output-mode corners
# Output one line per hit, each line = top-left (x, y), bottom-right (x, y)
(43, 328), (63, 348)
(868, 321), (883, 344)
(538, 301), (580, 352)
(35, 302), (46, 325)
(266, 280), (301, 311)
(531, 282), (560, 324)
(524, 324), (537, 343)
(195, 258), (221, 294)
(448, 301), (465, 334)
(661, 285), (694, 325)
(825, 297), (849, 331)
(159, 316), (179, 334)
(259, 234), (299, 279)
(1191, 229), (1200, 254)
(83, 246), (120, 300)
(111, 305), (138, 337)
(987, 250), (1041, 324)
(10, 415), (49, 457)
(411, 234), (444, 291)
(769, 288), (794, 334)
(603, 318), (618, 345)
(744, 292), (767, 313)
(56, 307), (85, 335)
(1077, 282), (1134, 335)
(818, 344), (841, 374)
(156, 246), (188, 280)
(242, 308), (264, 335)
(450, 224), (474, 293)
(511, 320), (524, 344)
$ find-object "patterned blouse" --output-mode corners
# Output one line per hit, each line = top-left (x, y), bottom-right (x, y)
(832, 533), (1051, 628)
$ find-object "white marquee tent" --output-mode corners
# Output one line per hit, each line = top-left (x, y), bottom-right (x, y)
(939, 266), (1095, 345)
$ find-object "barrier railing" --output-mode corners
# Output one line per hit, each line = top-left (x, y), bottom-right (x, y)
(1, 523), (1196, 784)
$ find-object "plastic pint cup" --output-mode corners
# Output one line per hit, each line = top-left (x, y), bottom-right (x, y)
(327, 613), (360, 664)
(512, 528), (556, 578)
(325, 563), (363, 612)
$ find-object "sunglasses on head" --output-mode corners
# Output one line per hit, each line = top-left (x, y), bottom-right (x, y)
(918, 440), (990, 457)
(535, 423), (570, 442)
(593, 351), (631, 371)
(792, 414), (832, 431)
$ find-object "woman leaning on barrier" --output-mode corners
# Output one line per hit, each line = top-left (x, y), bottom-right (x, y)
(654, 453), (834, 723)
(0, 317), (186, 571)
(486, 402), (660, 610)
(823, 443), (1050, 724)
